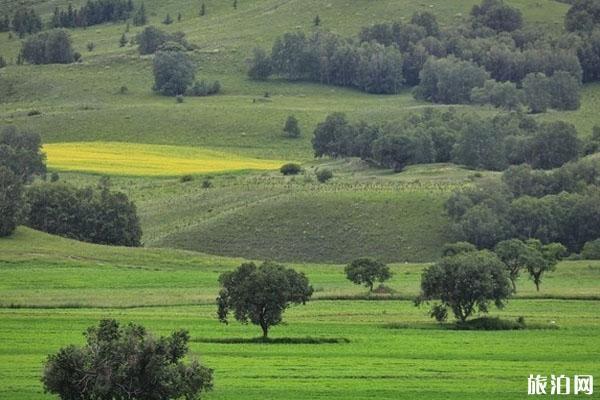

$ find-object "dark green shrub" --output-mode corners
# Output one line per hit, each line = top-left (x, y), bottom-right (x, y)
(316, 168), (333, 183)
(582, 239), (600, 260)
(180, 174), (193, 183)
(280, 163), (302, 175)
(454, 317), (525, 330)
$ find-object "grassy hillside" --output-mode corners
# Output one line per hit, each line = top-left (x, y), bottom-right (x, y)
(56, 161), (483, 262)
(1, 228), (599, 399)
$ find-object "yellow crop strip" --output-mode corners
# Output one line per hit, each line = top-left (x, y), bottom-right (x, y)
(44, 142), (285, 176)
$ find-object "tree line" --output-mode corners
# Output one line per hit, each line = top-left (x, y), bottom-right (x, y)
(311, 109), (587, 172)
(446, 156), (600, 253)
(50, 0), (134, 29)
(247, 0), (599, 113)
(0, 126), (142, 246)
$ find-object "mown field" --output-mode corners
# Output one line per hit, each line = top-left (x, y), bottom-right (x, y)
(1, 228), (599, 399)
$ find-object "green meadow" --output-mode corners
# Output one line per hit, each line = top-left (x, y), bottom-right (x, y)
(1, 0), (600, 398)
(0, 229), (599, 399)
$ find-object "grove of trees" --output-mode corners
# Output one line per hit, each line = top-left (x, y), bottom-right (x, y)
(50, 0), (134, 29)
(312, 109), (584, 172)
(21, 29), (76, 65)
(245, 0), (597, 112)
(25, 179), (142, 247)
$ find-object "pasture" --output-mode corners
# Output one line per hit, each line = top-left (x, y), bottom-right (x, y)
(0, 228), (599, 399)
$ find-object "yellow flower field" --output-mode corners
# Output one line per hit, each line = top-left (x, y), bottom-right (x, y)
(43, 142), (285, 176)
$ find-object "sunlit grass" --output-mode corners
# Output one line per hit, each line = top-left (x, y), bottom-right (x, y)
(44, 142), (286, 176)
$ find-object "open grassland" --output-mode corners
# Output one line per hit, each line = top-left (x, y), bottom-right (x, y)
(44, 142), (285, 175)
(1, 228), (599, 308)
(1, 229), (599, 399)
(1, 301), (599, 400)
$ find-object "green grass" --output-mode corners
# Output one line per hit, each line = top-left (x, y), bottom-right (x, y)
(0, 302), (598, 400)
(1, 227), (599, 309)
(1, 228), (599, 399)
(53, 162), (482, 262)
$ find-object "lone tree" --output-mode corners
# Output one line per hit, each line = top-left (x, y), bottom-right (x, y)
(42, 319), (213, 399)
(217, 261), (313, 338)
(153, 51), (196, 96)
(416, 250), (512, 322)
(523, 239), (566, 291)
(283, 115), (301, 138)
(345, 257), (392, 292)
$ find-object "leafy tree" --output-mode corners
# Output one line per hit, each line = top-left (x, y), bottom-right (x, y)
(582, 239), (600, 259)
(0, 167), (22, 237)
(355, 42), (404, 94)
(565, 0), (600, 32)
(153, 51), (196, 96)
(523, 73), (551, 113)
(410, 11), (440, 37)
(371, 134), (415, 172)
(417, 250), (512, 322)
(526, 121), (580, 169)
(283, 115), (301, 138)
(523, 239), (566, 291)
(451, 118), (508, 171)
(455, 204), (511, 249)
(415, 57), (489, 104)
(471, 0), (523, 32)
(442, 242), (477, 257)
(471, 79), (522, 110)
(0, 126), (46, 182)
(247, 47), (272, 80)
(312, 112), (355, 158)
(549, 71), (581, 111)
(493, 239), (531, 291)
(21, 30), (74, 65)
(42, 319), (213, 400)
(217, 262), (313, 338)
(344, 258), (392, 292)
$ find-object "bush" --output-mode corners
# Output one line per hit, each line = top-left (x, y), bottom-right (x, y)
(180, 174), (193, 183)
(202, 178), (213, 188)
(176, 94), (184, 103)
(316, 168), (333, 183)
(42, 320), (213, 399)
(153, 51), (196, 96)
(280, 163), (302, 175)
(137, 26), (190, 55)
(188, 80), (221, 96)
(582, 239), (600, 260)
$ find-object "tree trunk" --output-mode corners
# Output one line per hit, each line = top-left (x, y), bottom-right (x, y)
(260, 323), (269, 339)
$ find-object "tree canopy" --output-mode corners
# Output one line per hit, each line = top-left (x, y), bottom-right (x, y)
(217, 262), (313, 338)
